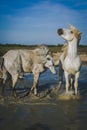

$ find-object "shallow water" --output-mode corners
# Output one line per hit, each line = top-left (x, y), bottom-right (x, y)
(0, 65), (87, 130)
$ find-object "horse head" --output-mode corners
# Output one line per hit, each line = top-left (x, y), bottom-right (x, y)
(35, 45), (56, 74)
(44, 54), (56, 74)
(57, 24), (81, 44)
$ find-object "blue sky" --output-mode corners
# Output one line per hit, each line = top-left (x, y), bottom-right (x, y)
(0, 0), (87, 45)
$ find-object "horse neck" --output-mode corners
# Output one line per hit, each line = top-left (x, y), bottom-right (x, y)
(67, 38), (78, 58)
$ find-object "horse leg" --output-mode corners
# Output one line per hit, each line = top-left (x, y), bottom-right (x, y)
(74, 71), (80, 95)
(31, 73), (39, 95)
(0, 78), (4, 95)
(59, 60), (64, 83)
(64, 71), (69, 94)
(0, 70), (7, 96)
(12, 74), (19, 97)
(69, 75), (74, 90)
(1, 79), (6, 95)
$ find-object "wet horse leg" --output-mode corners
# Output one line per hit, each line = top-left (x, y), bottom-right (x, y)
(0, 79), (4, 95)
(0, 71), (8, 95)
(64, 71), (69, 94)
(31, 73), (39, 95)
(12, 74), (19, 97)
(1, 79), (6, 95)
(69, 75), (74, 90)
(74, 71), (80, 95)
(59, 60), (64, 83)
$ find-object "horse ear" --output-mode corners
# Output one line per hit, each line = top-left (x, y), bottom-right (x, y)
(68, 24), (81, 34)
(68, 24), (77, 30)
(78, 32), (82, 35)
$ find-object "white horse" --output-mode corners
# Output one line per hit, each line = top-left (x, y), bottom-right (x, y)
(0, 45), (56, 97)
(57, 24), (82, 95)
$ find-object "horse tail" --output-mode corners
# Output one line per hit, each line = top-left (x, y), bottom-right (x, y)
(0, 57), (4, 70)
(0, 57), (8, 83)
(0, 57), (4, 78)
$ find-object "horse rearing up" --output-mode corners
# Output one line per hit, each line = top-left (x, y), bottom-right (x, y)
(57, 24), (82, 95)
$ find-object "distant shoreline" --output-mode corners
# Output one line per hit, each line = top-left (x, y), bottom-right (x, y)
(0, 44), (87, 65)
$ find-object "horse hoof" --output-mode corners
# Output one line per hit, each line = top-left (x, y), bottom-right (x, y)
(29, 92), (40, 100)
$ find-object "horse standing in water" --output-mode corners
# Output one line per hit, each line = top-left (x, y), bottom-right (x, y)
(0, 45), (56, 97)
(57, 24), (81, 95)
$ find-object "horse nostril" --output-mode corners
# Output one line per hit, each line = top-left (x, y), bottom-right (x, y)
(57, 28), (63, 35)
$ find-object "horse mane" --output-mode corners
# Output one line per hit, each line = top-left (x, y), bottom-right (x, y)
(34, 45), (51, 64)
(69, 24), (81, 44)
(62, 25), (81, 61)
(73, 30), (81, 44)
(35, 45), (50, 56)
(61, 43), (68, 61)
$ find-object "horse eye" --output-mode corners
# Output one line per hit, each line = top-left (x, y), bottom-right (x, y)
(71, 31), (73, 34)
(47, 57), (50, 61)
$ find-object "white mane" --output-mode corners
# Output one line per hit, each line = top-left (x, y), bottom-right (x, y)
(34, 45), (51, 64)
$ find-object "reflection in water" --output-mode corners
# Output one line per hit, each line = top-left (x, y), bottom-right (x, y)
(0, 66), (87, 130)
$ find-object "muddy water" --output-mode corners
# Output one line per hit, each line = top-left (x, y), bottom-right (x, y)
(0, 66), (87, 130)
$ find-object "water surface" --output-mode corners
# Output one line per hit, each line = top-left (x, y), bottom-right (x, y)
(0, 65), (87, 130)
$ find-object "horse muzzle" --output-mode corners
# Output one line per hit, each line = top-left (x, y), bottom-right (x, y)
(57, 28), (64, 35)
